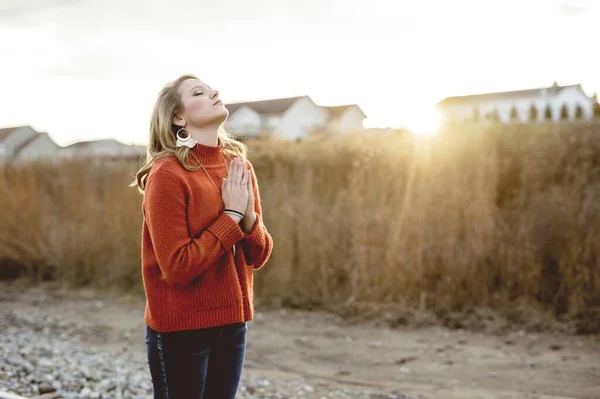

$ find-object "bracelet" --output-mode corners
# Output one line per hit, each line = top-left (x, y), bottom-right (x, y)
(224, 209), (244, 219)
(224, 211), (243, 220)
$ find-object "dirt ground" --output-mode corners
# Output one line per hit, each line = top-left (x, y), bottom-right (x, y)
(1, 282), (599, 399)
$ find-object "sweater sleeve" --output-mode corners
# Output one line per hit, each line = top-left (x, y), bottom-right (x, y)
(241, 161), (274, 270)
(144, 169), (244, 288)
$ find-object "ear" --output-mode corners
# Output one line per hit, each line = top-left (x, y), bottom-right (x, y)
(173, 114), (185, 128)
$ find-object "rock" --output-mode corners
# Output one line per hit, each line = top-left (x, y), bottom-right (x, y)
(38, 358), (54, 369)
(1, 298), (410, 399)
(294, 336), (312, 347)
(37, 382), (55, 394)
(20, 360), (35, 374)
(395, 356), (418, 365)
(97, 379), (117, 393)
(562, 354), (580, 361)
(525, 360), (536, 368)
(32, 393), (61, 399)
(51, 380), (62, 391)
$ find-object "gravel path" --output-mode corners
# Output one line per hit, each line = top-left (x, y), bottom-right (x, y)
(1, 284), (598, 399)
(0, 287), (409, 399)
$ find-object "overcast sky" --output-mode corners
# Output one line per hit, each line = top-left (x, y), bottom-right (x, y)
(0, 0), (597, 145)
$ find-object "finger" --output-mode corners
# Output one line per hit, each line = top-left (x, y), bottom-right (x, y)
(229, 157), (238, 178)
(239, 166), (245, 190)
(246, 171), (252, 192)
(243, 169), (249, 188)
(228, 157), (236, 178)
(236, 159), (244, 186)
(246, 173), (253, 208)
(234, 158), (242, 185)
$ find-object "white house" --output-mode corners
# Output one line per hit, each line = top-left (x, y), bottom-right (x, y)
(0, 126), (146, 162)
(0, 126), (60, 162)
(323, 105), (368, 135)
(59, 139), (146, 159)
(436, 82), (598, 125)
(225, 96), (366, 140)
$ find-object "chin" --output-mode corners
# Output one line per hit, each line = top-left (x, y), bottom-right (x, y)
(193, 108), (228, 127)
(217, 106), (229, 121)
(211, 109), (228, 126)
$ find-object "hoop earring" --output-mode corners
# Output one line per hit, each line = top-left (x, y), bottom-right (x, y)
(175, 127), (197, 148)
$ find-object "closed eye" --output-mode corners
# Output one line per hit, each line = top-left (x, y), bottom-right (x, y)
(193, 92), (204, 96)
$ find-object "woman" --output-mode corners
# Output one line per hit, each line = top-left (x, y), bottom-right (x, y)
(132, 74), (274, 398)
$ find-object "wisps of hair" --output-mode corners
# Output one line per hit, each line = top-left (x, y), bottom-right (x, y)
(131, 74), (247, 193)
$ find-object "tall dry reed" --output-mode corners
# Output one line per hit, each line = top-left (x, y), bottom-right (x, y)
(1, 123), (599, 327)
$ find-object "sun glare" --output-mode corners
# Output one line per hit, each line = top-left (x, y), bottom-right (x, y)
(407, 107), (441, 137)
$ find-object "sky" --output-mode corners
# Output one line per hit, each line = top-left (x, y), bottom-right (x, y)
(0, 0), (597, 145)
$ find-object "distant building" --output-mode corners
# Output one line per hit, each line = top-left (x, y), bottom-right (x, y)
(436, 82), (596, 125)
(322, 105), (368, 136)
(225, 96), (366, 140)
(0, 126), (147, 163)
(59, 139), (146, 159)
(0, 126), (60, 162)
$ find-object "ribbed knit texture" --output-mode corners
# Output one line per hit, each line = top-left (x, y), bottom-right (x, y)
(141, 140), (274, 333)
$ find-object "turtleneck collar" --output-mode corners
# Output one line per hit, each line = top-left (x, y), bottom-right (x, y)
(190, 138), (225, 166)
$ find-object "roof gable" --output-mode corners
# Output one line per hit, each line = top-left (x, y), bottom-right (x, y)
(324, 104), (366, 120)
(226, 96), (307, 116)
(0, 126), (23, 142)
(325, 105), (354, 118)
(65, 138), (126, 149)
(437, 83), (586, 107)
(13, 133), (56, 155)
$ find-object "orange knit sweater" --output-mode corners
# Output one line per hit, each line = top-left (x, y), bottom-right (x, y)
(141, 141), (273, 333)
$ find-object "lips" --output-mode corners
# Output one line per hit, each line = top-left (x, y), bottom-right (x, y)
(214, 100), (223, 106)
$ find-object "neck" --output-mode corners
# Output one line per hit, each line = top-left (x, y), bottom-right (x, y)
(187, 124), (220, 147)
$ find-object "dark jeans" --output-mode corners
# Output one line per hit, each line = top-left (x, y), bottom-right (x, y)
(145, 322), (247, 399)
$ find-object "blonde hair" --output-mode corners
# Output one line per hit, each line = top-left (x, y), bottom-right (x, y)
(131, 74), (247, 193)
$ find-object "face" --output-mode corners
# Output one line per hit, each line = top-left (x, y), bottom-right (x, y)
(174, 79), (228, 129)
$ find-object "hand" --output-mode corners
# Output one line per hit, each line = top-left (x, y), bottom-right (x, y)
(242, 168), (257, 232)
(245, 165), (255, 217)
(222, 157), (250, 216)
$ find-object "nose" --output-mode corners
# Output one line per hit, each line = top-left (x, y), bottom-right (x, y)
(210, 89), (219, 99)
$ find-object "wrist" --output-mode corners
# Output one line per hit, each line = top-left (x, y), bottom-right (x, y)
(223, 212), (242, 224)
(245, 211), (257, 222)
(242, 212), (257, 232)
